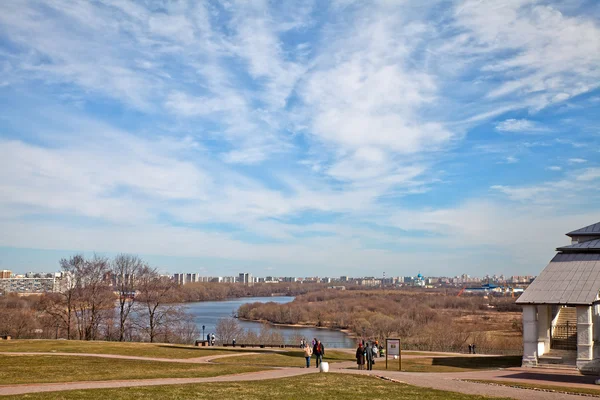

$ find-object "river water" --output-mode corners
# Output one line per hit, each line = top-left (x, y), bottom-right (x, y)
(183, 296), (355, 348)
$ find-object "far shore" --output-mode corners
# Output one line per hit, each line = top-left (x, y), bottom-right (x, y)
(237, 317), (357, 337)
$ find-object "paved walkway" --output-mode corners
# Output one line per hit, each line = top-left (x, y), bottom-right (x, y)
(0, 351), (259, 364)
(1, 351), (599, 399)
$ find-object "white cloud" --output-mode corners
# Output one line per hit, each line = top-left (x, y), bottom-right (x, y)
(546, 166), (562, 171)
(454, 1), (600, 111)
(496, 119), (548, 133)
(569, 158), (587, 164)
(577, 168), (600, 182)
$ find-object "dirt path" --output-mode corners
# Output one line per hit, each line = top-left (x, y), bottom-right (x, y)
(330, 361), (596, 400)
(0, 368), (318, 396)
(0, 352), (597, 399)
(0, 351), (259, 364)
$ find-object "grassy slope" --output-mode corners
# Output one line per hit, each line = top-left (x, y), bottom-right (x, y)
(213, 349), (354, 367)
(0, 340), (246, 359)
(1, 374), (512, 400)
(366, 356), (522, 373)
(0, 355), (266, 384)
(465, 380), (600, 397)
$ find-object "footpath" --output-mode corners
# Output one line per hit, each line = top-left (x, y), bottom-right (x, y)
(0, 351), (598, 399)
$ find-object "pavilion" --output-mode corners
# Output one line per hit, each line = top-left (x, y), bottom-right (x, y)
(516, 222), (600, 374)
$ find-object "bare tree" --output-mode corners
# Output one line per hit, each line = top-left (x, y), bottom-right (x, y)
(112, 254), (145, 341)
(135, 267), (180, 343)
(216, 317), (242, 344)
(57, 254), (85, 339)
(73, 255), (114, 340)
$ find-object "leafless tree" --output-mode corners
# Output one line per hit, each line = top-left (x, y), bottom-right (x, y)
(57, 254), (85, 339)
(112, 254), (145, 341)
(73, 255), (114, 340)
(135, 267), (180, 343)
(216, 317), (242, 344)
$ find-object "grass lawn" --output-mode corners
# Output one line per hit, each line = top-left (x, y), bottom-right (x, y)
(213, 349), (354, 367)
(1, 373), (512, 400)
(363, 356), (522, 373)
(0, 355), (266, 384)
(0, 340), (248, 359)
(465, 379), (600, 397)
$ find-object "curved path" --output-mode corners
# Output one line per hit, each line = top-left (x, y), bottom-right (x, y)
(0, 351), (596, 399)
(0, 351), (260, 364)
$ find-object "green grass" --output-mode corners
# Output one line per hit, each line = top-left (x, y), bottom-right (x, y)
(212, 349), (353, 367)
(363, 356), (522, 373)
(0, 340), (246, 359)
(0, 355), (266, 384)
(1, 373), (513, 400)
(465, 379), (600, 397)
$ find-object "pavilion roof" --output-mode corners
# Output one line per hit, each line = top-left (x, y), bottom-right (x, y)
(516, 253), (600, 305)
(567, 222), (600, 237)
(557, 239), (600, 253)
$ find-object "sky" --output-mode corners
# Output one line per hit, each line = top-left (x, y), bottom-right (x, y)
(0, 0), (599, 277)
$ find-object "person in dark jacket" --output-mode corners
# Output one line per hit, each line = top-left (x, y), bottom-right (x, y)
(313, 339), (325, 368)
(355, 343), (365, 370)
(365, 342), (374, 370)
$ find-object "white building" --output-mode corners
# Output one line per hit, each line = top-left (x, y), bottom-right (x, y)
(517, 222), (600, 374)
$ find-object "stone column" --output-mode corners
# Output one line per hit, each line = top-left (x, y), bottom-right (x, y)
(522, 305), (538, 367)
(537, 305), (551, 357)
(577, 305), (593, 370)
(594, 304), (600, 360)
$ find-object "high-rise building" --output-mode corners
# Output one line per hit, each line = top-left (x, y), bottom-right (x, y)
(0, 270), (11, 279)
(238, 272), (253, 286)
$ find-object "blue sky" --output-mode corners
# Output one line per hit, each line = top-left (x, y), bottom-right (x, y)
(0, 0), (599, 277)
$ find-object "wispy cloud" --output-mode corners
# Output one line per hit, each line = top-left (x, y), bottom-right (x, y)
(1, 0), (599, 275)
(496, 119), (548, 133)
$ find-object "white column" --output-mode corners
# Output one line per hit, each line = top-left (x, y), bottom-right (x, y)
(594, 304), (600, 360)
(522, 305), (538, 367)
(577, 305), (593, 370)
(537, 305), (551, 357)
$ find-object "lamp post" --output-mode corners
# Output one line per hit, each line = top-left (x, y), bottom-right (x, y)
(202, 325), (205, 341)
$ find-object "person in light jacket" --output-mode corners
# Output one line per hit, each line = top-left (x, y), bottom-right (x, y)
(303, 342), (313, 368)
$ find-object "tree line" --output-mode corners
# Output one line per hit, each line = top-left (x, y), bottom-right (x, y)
(237, 290), (523, 353)
(0, 254), (197, 343)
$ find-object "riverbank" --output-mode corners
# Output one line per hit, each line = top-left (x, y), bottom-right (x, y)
(237, 317), (358, 337)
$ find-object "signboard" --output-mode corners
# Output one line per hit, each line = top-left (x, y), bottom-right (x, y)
(387, 339), (400, 356)
(385, 338), (401, 371)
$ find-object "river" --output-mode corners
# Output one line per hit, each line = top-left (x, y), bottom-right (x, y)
(183, 296), (355, 348)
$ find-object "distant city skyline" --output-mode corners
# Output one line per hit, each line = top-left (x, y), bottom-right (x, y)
(1, 1), (599, 277)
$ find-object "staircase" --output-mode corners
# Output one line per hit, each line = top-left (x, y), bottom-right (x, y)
(551, 307), (577, 351)
(538, 349), (577, 369)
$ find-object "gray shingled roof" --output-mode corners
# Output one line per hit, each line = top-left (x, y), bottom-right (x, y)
(567, 222), (600, 236)
(557, 239), (600, 252)
(516, 253), (600, 305)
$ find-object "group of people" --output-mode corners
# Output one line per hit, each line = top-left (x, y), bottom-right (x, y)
(302, 337), (325, 368)
(205, 333), (216, 346)
(356, 340), (381, 370)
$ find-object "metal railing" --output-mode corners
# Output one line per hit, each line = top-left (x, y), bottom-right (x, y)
(551, 322), (577, 350)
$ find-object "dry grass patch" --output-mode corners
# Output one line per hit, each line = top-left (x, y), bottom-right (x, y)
(212, 349), (354, 367)
(1, 373), (512, 400)
(0, 355), (266, 384)
(0, 340), (243, 359)
(363, 355), (522, 373)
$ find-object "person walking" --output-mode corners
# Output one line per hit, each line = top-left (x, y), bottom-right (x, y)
(372, 342), (379, 358)
(365, 342), (374, 371)
(303, 342), (313, 368)
(211, 333), (215, 346)
(313, 339), (325, 368)
(355, 343), (365, 370)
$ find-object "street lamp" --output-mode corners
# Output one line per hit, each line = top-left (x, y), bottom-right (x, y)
(202, 325), (205, 341)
